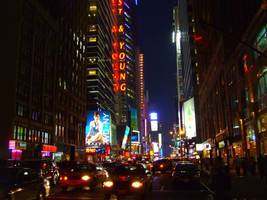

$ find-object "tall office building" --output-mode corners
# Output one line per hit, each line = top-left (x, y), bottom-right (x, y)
(2, 0), (87, 160)
(87, 0), (116, 119)
(173, 0), (199, 138)
(190, 0), (266, 160)
(111, 0), (139, 152)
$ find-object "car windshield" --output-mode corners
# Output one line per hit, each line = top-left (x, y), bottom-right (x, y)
(58, 161), (77, 169)
(111, 164), (145, 175)
(175, 164), (196, 171)
(76, 164), (96, 171)
(21, 161), (45, 169)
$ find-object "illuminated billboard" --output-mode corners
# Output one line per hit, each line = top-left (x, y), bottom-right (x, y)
(152, 142), (159, 153)
(130, 108), (138, 131)
(151, 121), (158, 131)
(85, 111), (111, 145)
(150, 112), (158, 120)
(150, 112), (158, 131)
(183, 97), (196, 139)
(121, 126), (130, 149)
(131, 130), (140, 143)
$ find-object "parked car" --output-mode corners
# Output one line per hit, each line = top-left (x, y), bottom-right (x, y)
(172, 161), (200, 185)
(0, 167), (49, 200)
(152, 159), (173, 174)
(20, 159), (59, 185)
(103, 163), (152, 199)
(59, 162), (99, 191)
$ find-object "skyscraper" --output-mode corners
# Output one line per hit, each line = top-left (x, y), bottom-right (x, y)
(87, 0), (116, 120)
(2, 0), (87, 160)
(111, 0), (139, 152)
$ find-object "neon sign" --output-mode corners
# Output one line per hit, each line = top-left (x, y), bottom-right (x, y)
(111, 0), (126, 92)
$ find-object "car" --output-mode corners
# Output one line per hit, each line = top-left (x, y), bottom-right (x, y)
(171, 161), (200, 185)
(59, 162), (99, 191)
(103, 163), (152, 200)
(20, 159), (59, 186)
(0, 167), (49, 200)
(152, 159), (173, 174)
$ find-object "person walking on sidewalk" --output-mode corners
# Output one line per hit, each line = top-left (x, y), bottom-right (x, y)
(258, 154), (265, 179)
(234, 156), (241, 176)
(241, 157), (248, 176)
(211, 158), (231, 200)
(249, 157), (256, 175)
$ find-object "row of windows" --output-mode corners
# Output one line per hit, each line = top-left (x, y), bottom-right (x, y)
(55, 125), (65, 137)
(13, 125), (50, 144)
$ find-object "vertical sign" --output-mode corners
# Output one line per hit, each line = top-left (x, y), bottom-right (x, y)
(111, 0), (126, 92)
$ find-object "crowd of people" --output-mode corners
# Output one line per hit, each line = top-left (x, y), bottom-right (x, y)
(200, 155), (267, 199)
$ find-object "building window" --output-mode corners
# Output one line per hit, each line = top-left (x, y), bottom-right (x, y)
(88, 70), (96, 75)
(13, 125), (17, 139)
(89, 5), (97, 11)
(89, 37), (97, 42)
(89, 25), (96, 32)
(254, 24), (267, 58)
(58, 77), (62, 87)
(17, 104), (24, 117)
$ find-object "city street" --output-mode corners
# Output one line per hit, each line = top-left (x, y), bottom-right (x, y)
(47, 174), (213, 200)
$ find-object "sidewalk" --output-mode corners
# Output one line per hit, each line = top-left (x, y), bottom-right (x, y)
(201, 169), (267, 200)
(230, 173), (267, 200)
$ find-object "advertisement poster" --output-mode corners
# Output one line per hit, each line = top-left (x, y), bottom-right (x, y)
(85, 111), (111, 145)
(183, 97), (196, 139)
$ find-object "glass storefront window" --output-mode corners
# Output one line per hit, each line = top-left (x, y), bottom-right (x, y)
(254, 24), (267, 58)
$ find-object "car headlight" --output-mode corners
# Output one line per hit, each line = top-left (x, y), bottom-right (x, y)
(103, 181), (114, 188)
(131, 181), (143, 188)
(81, 175), (90, 181)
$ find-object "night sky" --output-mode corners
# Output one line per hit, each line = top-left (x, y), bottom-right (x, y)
(136, 0), (177, 156)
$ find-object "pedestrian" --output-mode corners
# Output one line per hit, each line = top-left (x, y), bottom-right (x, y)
(211, 163), (231, 200)
(241, 157), (247, 176)
(258, 154), (264, 179)
(234, 156), (241, 176)
(249, 157), (256, 175)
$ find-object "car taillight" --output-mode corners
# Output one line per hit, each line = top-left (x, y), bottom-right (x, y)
(160, 164), (164, 169)
(103, 181), (114, 188)
(119, 176), (126, 181)
(60, 176), (67, 181)
(131, 181), (143, 188)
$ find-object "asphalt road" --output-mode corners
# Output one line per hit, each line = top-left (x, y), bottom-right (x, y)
(47, 174), (214, 200)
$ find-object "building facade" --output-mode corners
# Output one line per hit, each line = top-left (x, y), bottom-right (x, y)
(111, 0), (139, 154)
(191, 0), (267, 163)
(2, 0), (87, 161)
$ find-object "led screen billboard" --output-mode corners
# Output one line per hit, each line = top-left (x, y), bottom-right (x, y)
(151, 121), (158, 131)
(183, 97), (196, 139)
(85, 111), (111, 145)
(130, 108), (138, 131)
(150, 112), (158, 120)
(121, 126), (130, 149)
(131, 131), (140, 143)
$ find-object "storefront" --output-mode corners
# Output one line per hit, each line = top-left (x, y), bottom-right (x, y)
(55, 143), (75, 161)
(8, 140), (27, 160)
(85, 146), (107, 162)
(245, 123), (257, 157)
(41, 144), (57, 159)
(257, 113), (267, 155)
(232, 141), (242, 157)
